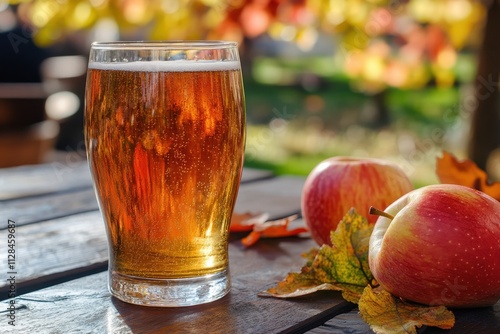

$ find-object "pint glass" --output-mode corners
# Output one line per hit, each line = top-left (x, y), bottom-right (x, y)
(84, 41), (246, 307)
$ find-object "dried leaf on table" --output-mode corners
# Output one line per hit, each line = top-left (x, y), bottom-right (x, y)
(436, 151), (500, 200)
(230, 212), (269, 232)
(261, 272), (343, 298)
(261, 209), (374, 303)
(359, 285), (455, 334)
(241, 214), (306, 247)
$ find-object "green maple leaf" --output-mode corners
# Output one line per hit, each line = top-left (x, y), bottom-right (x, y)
(359, 285), (455, 334)
(261, 208), (373, 303)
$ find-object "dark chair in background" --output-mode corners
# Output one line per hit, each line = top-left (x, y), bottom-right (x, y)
(0, 55), (86, 167)
(0, 82), (59, 167)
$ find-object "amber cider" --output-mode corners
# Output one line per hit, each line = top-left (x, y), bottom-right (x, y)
(85, 60), (246, 279)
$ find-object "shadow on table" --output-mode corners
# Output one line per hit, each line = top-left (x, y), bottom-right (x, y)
(109, 294), (237, 334)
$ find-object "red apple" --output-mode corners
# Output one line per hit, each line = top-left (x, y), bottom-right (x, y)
(301, 157), (413, 246)
(369, 184), (500, 308)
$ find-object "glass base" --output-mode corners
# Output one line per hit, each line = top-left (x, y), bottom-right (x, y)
(109, 269), (231, 307)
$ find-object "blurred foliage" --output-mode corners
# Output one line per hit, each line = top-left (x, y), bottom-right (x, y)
(242, 68), (461, 187)
(8, 0), (486, 91)
(336, 0), (485, 91)
(5, 0), (488, 185)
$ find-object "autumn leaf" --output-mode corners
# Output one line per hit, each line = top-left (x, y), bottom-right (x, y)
(262, 271), (343, 298)
(241, 214), (306, 247)
(327, 208), (374, 288)
(436, 151), (500, 200)
(231, 212), (307, 247)
(302, 247), (319, 267)
(230, 212), (269, 232)
(359, 285), (455, 334)
(261, 209), (373, 303)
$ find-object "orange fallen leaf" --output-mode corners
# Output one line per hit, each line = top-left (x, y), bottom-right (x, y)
(230, 212), (269, 232)
(241, 215), (307, 247)
(436, 151), (500, 201)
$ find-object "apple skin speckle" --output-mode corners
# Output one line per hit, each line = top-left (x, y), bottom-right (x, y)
(302, 157), (413, 246)
(369, 184), (500, 308)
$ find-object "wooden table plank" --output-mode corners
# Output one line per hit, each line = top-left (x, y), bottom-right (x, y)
(306, 308), (370, 333)
(0, 174), (301, 229)
(241, 167), (275, 183)
(0, 176), (305, 294)
(0, 188), (98, 228)
(0, 211), (108, 296)
(1, 237), (352, 334)
(234, 176), (305, 219)
(0, 162), (273, 201)
(0, 162), (92, 200)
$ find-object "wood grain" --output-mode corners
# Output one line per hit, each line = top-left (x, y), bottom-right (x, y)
(240, 168), (275, 183)
(0, 211), (108, 296)
(0, 161), (92, 200)
(0, 188), (98, 228)
(1, 237), (352, 334)
(234, 176), (305, 219)
(0, 162), (272, 201)
(0, 174), (300, 229)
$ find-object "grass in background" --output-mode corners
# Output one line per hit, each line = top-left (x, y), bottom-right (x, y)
(242, 56), (468, 188)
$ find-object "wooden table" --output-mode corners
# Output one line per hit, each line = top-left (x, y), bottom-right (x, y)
(1, 161), (499, 333)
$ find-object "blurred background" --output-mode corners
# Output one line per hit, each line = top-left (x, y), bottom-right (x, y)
(1, 0), (499, 187)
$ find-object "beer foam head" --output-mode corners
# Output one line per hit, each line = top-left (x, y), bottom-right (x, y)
(88, 60), (240, 72)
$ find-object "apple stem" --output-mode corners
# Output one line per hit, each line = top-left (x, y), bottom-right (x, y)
(369, 206), (394, 220)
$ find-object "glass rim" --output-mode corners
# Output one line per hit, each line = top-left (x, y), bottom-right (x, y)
(90, 40), (238, 50)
